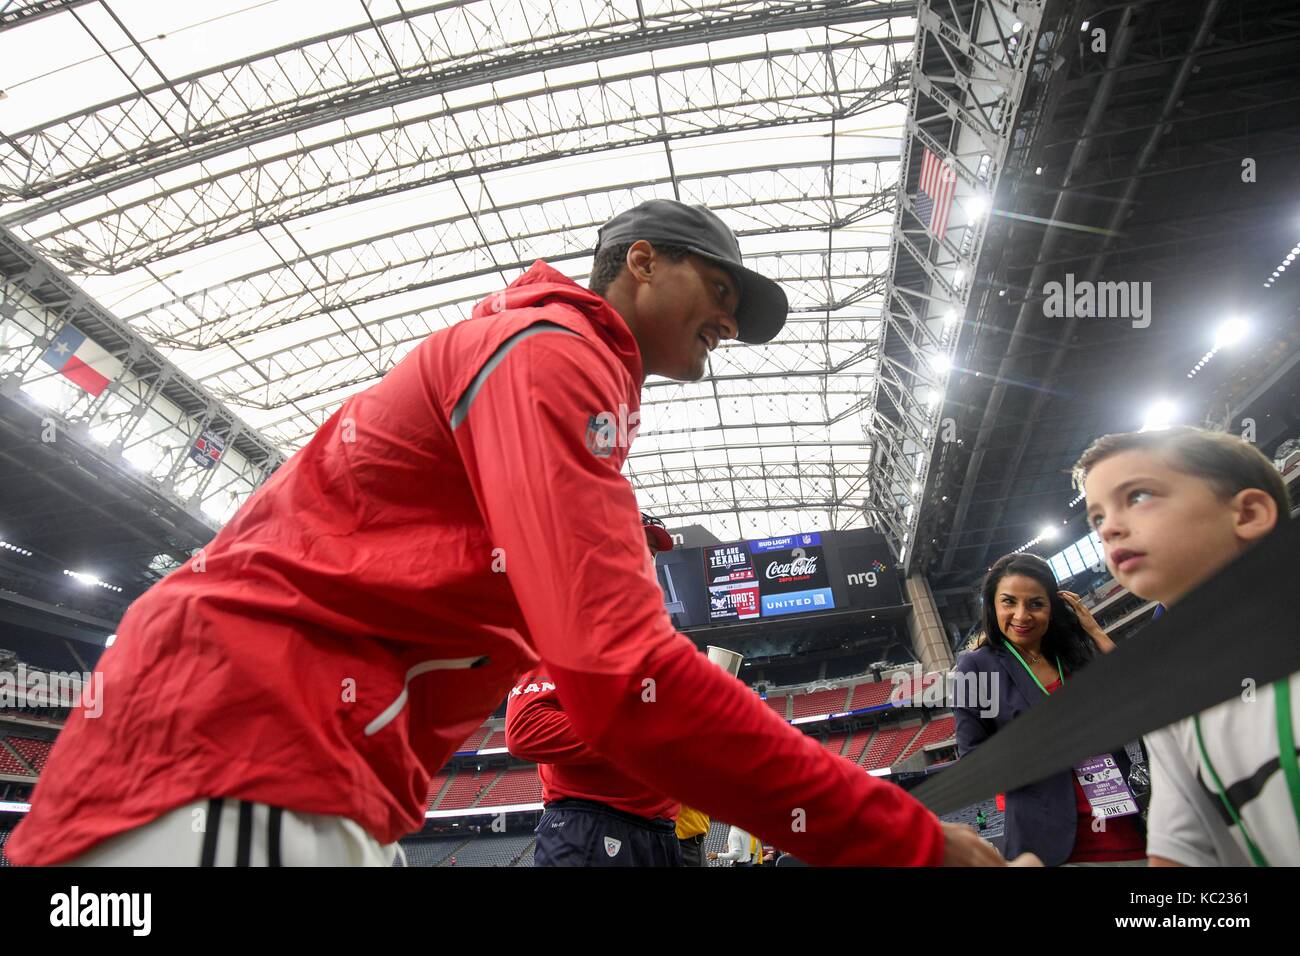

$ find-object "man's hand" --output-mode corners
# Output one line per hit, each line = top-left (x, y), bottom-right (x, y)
(940, 822), (1042, 866)
(707, 851), (718, 861)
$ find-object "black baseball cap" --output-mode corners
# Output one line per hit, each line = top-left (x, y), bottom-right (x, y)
(595, 199), (789, 345)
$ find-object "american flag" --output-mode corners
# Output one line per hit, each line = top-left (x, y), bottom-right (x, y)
(915, 146), (957, 239)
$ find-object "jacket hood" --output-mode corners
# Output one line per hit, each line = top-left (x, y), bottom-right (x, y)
(472, 260), (643, 385)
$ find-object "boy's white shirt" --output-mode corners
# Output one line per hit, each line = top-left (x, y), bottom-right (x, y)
(1144, 671), (1300, 866)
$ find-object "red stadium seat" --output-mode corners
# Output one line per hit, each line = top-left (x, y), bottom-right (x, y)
(4, 736), (51, 774)
(899, 715), (956, 760)
(860, 725), (920, 770)
(848, 681), (893, 711)
(438, 768), (489, 810)
(477, 767), (543, 806)
(790, 687), (852, 719)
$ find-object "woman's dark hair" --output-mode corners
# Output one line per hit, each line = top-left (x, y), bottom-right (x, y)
(589, 241), (690, 296)
(974, 553), (1097, 674)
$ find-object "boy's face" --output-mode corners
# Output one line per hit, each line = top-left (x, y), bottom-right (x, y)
(1083, 448), (1272, 607)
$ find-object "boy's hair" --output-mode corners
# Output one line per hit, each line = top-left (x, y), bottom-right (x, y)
(1072, 426), (1291, 525)
(588, 241), (690, 296)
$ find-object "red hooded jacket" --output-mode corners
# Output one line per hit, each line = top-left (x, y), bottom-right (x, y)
(9, 262), (943, 866)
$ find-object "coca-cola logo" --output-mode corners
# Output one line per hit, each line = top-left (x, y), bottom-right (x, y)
(765, 546), (819, 579)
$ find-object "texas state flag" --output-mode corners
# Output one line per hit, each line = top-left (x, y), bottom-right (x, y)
(39, 324), (123, 398)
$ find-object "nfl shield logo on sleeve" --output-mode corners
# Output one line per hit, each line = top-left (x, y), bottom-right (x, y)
(603, 836), (622, 858)
(585, 414), (614, 458)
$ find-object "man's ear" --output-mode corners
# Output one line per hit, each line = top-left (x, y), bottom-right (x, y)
(625, 240), (656, 286)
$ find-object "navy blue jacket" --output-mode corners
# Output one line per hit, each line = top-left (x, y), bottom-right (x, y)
(953, 643), (1140, 867)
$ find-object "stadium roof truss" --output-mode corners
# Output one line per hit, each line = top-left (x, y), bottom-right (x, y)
(0, 0), (1035, 546)
(865, 0), (1043, 572)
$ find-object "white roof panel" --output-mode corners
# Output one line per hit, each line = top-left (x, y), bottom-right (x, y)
(1, 0), (915, 541)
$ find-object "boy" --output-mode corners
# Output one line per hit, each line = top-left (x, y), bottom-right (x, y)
(1074, 426), (1295, 866)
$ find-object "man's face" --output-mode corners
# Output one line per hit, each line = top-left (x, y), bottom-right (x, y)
(1084, 448), (1248, 607)
(632, 248), (741, 381)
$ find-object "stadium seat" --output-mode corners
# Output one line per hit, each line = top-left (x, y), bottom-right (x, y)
(438, 768), (488, 810)
(790, 687), (852, 719)
(860, 725), (918, 770)
(477, 766), (543, 806)
(848, 681), (894, 711)
(4, 736), (50, 773)
(899, 715), (956, 760)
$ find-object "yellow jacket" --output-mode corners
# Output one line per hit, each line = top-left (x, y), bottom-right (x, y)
(675, 805), (710, 840)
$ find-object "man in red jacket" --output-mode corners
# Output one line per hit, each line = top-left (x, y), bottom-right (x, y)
(9, 199), (1018, 866)
(507, 513), (682, 866)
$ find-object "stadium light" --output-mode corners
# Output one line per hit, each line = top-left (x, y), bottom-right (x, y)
(63, 570), (123, 593)
(1140, 400), (1176, 432)
(1213, 317), (1248, 350)
(1039, 525), (1060, 541)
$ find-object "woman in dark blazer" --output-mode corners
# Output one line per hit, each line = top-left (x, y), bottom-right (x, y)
(954, 553), (1146, 867)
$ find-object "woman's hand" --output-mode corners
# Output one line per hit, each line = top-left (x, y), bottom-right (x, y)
(1060, 590), (1115, 653)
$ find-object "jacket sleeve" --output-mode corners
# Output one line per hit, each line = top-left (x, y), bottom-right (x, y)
(953, 652), (996, 758)
(504, 677), (604, 765)
(454, 328), (945, 866)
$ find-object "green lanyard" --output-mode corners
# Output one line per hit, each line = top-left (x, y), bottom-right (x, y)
(1194, 678), (1300, 868)
(1003, 642), (1064, 695)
